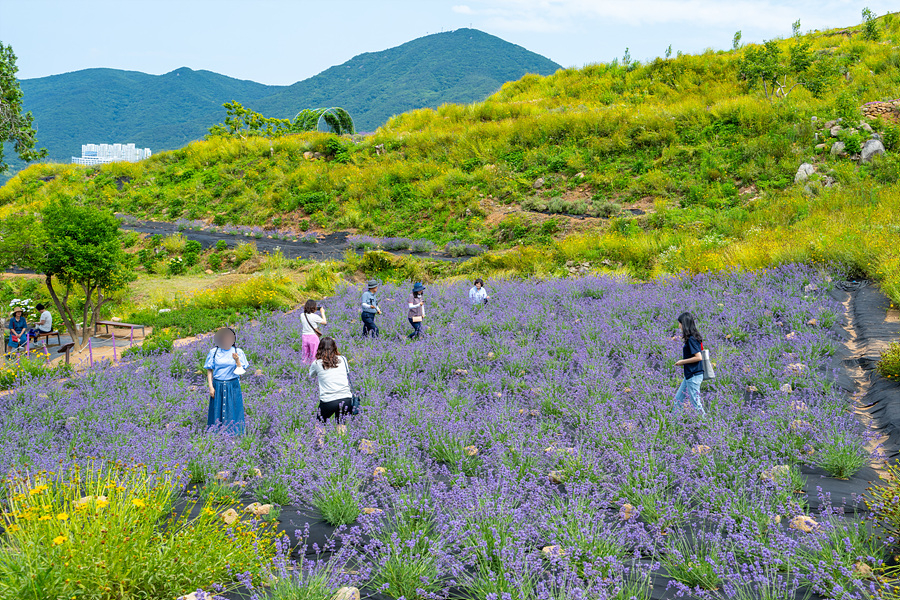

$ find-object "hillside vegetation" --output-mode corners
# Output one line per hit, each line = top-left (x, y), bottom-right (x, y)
(2, 14), (900, 300)
(1, 28), (560, 180)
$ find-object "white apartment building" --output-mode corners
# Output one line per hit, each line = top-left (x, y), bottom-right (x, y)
(72, 143), (152, 166)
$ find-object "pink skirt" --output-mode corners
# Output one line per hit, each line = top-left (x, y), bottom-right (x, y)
(301, 334), (320, 363)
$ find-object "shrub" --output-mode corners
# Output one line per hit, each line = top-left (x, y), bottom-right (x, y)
(877, 342), (900, 381)
(128, 307), (243, 339)
(215, 240), (228, 252)
(817, 435), (868, 478)
(0, 463), (277, 599)
(161, 233), (187, 254)
(233, 242), (257, 266)
(0, 352), (71, 390)
(208, 253), (223, 271)
(190, 274), (296, 311)
(167, 256), (185, 276)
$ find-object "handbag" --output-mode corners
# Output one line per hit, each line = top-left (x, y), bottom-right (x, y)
(700, 343), (716, 381)
(411, 316), (423, 323)
(343, 359), (361, 416)
(304, 314), (322, 338)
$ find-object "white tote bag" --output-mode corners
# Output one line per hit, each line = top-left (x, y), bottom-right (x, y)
(701, 347), (716, 381)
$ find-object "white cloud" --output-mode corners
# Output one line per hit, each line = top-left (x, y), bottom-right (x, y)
(452, 5), (475, 14)
(455, 0), (889, 33)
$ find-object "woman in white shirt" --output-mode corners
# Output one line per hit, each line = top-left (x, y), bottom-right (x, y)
(469, 278), (490, 306)
(308, 336), (353, 423)
(300, 299), (327, 363)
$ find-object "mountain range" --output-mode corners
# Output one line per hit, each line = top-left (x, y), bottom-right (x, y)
(5, 29), (560, 179)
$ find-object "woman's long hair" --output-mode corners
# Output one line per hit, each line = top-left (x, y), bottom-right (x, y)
(316, 336), (341, 369)
(677, 312), (703, 343)
(303, 299), (317, 314)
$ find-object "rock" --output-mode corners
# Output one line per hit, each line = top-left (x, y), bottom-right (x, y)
(575, 172), (585, 179)
(795, 163), (816, 184)
(205, 269), (214, 275)
(691, 444), (712, 456)
(374, 144), (385, 156)
(253, 369), (263, 377)
(221, 508), (239, 525)
(454, 369), (468, 376)
(158, 308), (172, 313)
(244, 503), (272, 516)
(487, 352), (495, 359)
(463, 445), (479, 456)
(362, 507), (383, 515)
(807, 318), (818, 326)
(532, 177), (545, 189)
(790, 400), (809, 412)
(747, 385), (758, 393)
(830, 125), (843, 137)
(619, 503), (636, 521)
(359, 439), (376, 455)
(803, 283), (818, 292)
(179, 593), (205, 600)
(790, 420), (812, 433)
(771, 514), (782, 525)
(541, 545), (565, 557)
(251, 468), (262, 478)
(373, 466), (386, 478)
(548, 470), (565, 484)
(764, 310), (773, 317)
(760, 465), (791, 482)
(854, 562), (874, 579)
(860, 121), (874, 133)
(780, 383), (793, 393)
(823, 120), (836, 129)
(789, 515), (818, 533)
(494, 392), (502, 398)
(785, 332), (797, 340)
(215, 470), (230, 483)
(332, 587), (361, 600)
(336, 424), (348, 436)
(861, 139), (886, 163)
(303, 151), (314, 160)
(787, 363), (808, 374)
(623, 387), (632, 393)
(830, 141), (846, 155)
(815, 143), (828, 150)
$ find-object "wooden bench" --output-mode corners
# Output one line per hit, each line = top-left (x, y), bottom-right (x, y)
(95, 321), (146, 338)
(33, 330), (61, 346)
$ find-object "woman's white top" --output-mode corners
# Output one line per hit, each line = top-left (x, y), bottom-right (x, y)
(308, 356), (352, 403)
(469, 286), (488, 305)
(301, 312), (324, 335)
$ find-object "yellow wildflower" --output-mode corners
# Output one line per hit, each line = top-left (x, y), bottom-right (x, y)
(56, 512), (68, 521)
(132, 498), (146, 509)
(52, 535), (67, 545)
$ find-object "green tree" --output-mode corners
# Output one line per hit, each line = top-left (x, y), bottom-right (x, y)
(0, 42), (47, 173)
(739, 35), (830, 100)
(732, 31), (742, 51)
(0, 201), (135, 350)
(208, 101), (292, 138)
(862, 8), (880, 41)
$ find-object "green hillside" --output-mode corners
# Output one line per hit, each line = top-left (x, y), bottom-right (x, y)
(251, 29), (563, 129)
(1, 29), (561, 180)
(2, 14), (900, 300)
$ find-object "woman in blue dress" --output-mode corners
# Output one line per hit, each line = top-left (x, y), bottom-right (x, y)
(204, 327), (248, 434)
(8, 308), (28, 351)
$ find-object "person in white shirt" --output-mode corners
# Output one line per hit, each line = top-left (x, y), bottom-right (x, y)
(300, 299), (327, 363)
(407, 282), (426, 339)
(308, 336), (353, 423)
(28, 303), (53, 341)
(469, 278), (490, 306)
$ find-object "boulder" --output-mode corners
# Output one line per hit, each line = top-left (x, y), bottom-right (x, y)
(807, 318), (818, 326)
(854, 562), (874, 579)
(780, 383), (793, 393)
(541, 545), (565, 557)
(789, 515), (818, 533)
(860, 121), (874, 133)
(861, 139), (886, 163)
(548, 470), (565, 484)
(794, 163), (815, 184)
(244, 502), (272, 516)
(619, 503), (636, 521)
(463, 445), (479, 456)
(220, 508), (239, 525)
(785, 332), (797, 340)
(790, 420), (811, 433)
(254, 369), (264, 377)
(205, 269), (214, 275)
(691, 444), (712, 456)
(358, 439), (376, 455)
(575, 172), (585, 179)
(823, 120), (837, 129)
(786, 363), (808, 374)
(790, 400), (809, 412)
(532, 177), (545, 189)
(760, 465), (791, 482)
(830, 141), (846, 155)
(332, 588), (361, 600)
(373, 466), (386, 478)
(830, 125), (843, 137)
(362, 507), (383, 515)
(215, 470), (230, 483)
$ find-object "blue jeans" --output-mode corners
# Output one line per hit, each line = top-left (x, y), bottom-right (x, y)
(408, 318), (422, 339)
(361, 312), (379, 338)
(673, 373), (705, 415)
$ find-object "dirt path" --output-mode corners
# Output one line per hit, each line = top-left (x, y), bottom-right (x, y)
(832, 282), (900, 472)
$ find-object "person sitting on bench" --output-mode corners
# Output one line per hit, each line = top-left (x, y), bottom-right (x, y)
(29, 304), (53, 341)
(8, 307), (28, 351)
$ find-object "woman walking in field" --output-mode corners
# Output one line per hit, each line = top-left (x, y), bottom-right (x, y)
(308, 336), (354, 424)
(301, 299), (326, 363)
(407, 282), (426, 339)
(673, 311), (706, 416)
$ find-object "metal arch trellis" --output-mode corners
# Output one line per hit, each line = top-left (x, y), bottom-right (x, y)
(292, 107), (354, 135)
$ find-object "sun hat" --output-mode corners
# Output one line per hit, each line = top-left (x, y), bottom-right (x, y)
(10, 307), (23, 316)
(367, 279), (379, 289)
(412, 282), (426, 293)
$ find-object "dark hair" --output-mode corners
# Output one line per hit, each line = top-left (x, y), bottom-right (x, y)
(474, 278), (483, 286)
(303, 299), (317, 314)
(316, 336), (341, 369)
(214, 327), (237, 348)
(677, 312), (703, 343)
(36, 304), (45, 311)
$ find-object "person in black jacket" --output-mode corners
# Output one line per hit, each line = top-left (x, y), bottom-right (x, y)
(673, 312), (706, 416)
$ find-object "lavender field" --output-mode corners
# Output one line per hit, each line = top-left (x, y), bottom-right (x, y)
(0, 265), (887, 600)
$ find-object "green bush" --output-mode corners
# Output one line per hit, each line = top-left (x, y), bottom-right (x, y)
(877, 342), (900, 381)
(167, 256), (185, 276)
(128, 307), (244, 339)
(215, 240), (228, 251)
(123, 327), (177, 357)
(208, 253), (223, 271)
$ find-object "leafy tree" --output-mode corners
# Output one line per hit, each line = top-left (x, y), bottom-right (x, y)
(732, 31), (742, 51)
(209, 102), (355, 137)
(792, 19), (802, 37)
(739, 33), (834, 100)
(0, 201), (135, 350)
(862, 8), (880, 41)
(0, 42), (47, 173)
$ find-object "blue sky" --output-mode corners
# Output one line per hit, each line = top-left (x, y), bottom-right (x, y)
(1, 0), (895, 85)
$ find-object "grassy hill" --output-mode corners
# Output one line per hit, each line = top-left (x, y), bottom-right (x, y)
(1, 29), (560, 180)
(2, 14), (900, 300)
